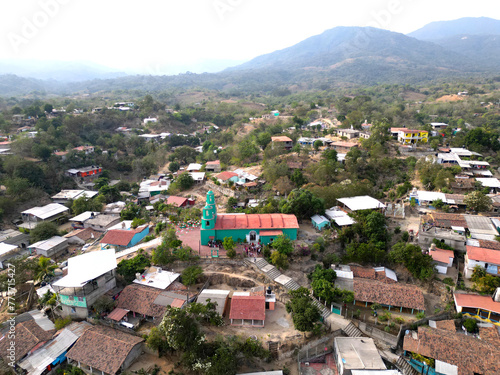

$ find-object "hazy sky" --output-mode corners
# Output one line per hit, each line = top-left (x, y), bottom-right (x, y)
(1, 0), (499, 74)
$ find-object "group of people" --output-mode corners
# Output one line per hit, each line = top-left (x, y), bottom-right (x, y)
(207, 239), (222, 248)
(245, 242), (261, 258)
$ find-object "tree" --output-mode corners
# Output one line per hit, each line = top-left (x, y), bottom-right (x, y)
(30, 222), (59, 243)
(272, 235), (294, 256)
(177, 173), (194, 191)
(35, 256), (57, 282)
(471, 265), (500, 294)
(93, 295), (115, 315)
(275, 176), (294, 196)
(116, 253), (151, 283)
(290, 169), (307, 187)
(257, 132), (272, 149)
(270, 251), (289, 270)
(322, 149), (338, 162)
(388, 242), (435, 281)
(169, 161), (180, 173)
(285, 287), (321, 332)
(238, 139), (260, 162)
(464, 191), (492, 212)
(152, 242), (172, 265)
(72, 197), (103, 215)
(98, 185), (121, 203)
(223, 237), (236, 258)
(280, 188), (324, 220)
(313, 140), (323, 151)
(43, 104), (54, 113)
(182, 265), (203, 286)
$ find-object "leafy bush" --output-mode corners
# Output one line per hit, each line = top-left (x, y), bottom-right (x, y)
(395, 317), (405, 324)
(463, 318), (477, 333)
(394, 226), (401, 234)
(442, 277), (454, 286)
(55, 316), (72, 330)
(416, 312), (425, 319)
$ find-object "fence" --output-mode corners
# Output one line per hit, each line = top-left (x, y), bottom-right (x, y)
(358, 321), (398, 346)
(297, 334), (337, 373)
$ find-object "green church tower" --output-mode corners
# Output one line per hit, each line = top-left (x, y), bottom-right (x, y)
(201, 191), (217, 245)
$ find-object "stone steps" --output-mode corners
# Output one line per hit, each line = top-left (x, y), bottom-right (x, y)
(396, 356), (420, 375)
(311, 298), (331, 319)
(343, 322), (364, 338)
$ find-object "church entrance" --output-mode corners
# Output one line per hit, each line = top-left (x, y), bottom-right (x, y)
(247, 231), (259, 244)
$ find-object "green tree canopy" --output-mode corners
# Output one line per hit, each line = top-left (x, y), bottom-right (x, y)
(285, 287), (321, 332)
(30, 222), (59, 243)
(388, 242), (435, 281)
(279, 188), (324, 220)
(464, 191), (492, 213)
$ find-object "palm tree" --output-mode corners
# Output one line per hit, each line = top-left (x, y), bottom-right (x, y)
(35, 257), (57, 283)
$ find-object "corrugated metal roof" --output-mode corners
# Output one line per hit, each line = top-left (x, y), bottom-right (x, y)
(28, 310), (55, 332)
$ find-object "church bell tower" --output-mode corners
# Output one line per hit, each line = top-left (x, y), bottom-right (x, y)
(202, 191), (217, 229)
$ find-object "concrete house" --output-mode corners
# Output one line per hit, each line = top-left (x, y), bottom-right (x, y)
(84, 214), (121, 232)
(51, 190), (98, 204)
(426, 244), (454, 274)
(205, 160), (221, 173)
(53, 250), (117, 318)
(100, 224), (150, 251)
(454, 289), (500, 326)
(28, 236), (69, 259)
(69, 211), (100, 229)
(196, 289), (230, 317)
(464, 245), (500, 279)
(271, 136), (293, 150)
(20, 203), (70, 229)
(334, 337), (389, 375)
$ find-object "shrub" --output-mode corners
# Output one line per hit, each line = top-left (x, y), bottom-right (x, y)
(463, 318), (477, 333)
(443, 277), (454, 286)
(384, 326), (391, 332)
(55, 316), (72, 330)
(394, 226), (401, 234)
(395, 317), (405, 324)
(416, 312), (425, 319)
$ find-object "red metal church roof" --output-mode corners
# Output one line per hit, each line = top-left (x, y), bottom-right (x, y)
(214, 214), (299, 230)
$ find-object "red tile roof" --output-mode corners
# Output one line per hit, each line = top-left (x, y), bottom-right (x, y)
(0, 320), (55, 362)
(434, 319), (456, 331)
(430, 248), (454, 264)
(66, 325), (143, 375)
(466, 245), (500, 264)
(170, 298), (185, 308)
(454, 292), (500, 315)
(64, 227), (100, 241)
(350, 266), (396, 283)
(271, 136), (292, 142)
(403, 325), (500, 375)
(353, 279), (425, 310)
(166, 196), (188, 207)
(206, 160), (220, 165)
(116, 284), (166, 319)
(214, 214), (299, 230)
(101, 225), (148, 246)
(229, 295), (266, 321)
(216, 171), (238, 181)
(332, 141), (358, 148)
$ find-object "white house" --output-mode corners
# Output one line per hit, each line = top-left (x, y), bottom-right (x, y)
(464, 245), (500, 279)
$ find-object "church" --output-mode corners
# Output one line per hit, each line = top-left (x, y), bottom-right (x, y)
(200, 191), (299, 245)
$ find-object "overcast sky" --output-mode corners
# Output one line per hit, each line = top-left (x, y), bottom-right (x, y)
(1, 0), (499, 75)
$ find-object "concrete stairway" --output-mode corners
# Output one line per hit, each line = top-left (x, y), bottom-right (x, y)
(342, 322), (364, 337)
(396, 356), (420, 375)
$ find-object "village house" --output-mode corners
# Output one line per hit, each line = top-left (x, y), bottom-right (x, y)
(325, 206), (356, 227)
(0, 310), (55, 364)
(330, 141), (358, 153)
(189, 171), (206, 184)
(66, 166), (102, 179)
(334, 337), (390, 375)
(20, 203), (70, 229)
(391, 127), (428, 144)
(205, 160), (221, 173)
(229, 294), (266, 327)
(403, 318), (500, 374)
(51, 190), (98, 204)
(17, 321), (92, 375)
(69, 211), (100, 229)
(196, 289), (230, 317)
(0, 228), (30, 249)
(337, 195), (386, 212)
(271, 135), (293, 150)
(64, 227), (100, 245)
(84, 214), (121, 232)
(66, 325), (143, 375)
(425, 243), (454, 274)
(336, 128), (360, 139)
(464, 245), (500, 278)
(73, 145), (94, 154)
(454, 289), (500, 325)
(53, 250), (117, 318)
(166, 195), (195, 208)
(215, 171), (239, 184)
(28, 236), (69, 259)
(100, 224), (150, 251)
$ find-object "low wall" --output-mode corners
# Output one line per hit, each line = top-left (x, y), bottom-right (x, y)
(358, 321), (398, 346)
(206, 181), (239, 198)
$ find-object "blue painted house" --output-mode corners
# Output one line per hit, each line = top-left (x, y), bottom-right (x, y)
(311, 215), (330, 231)
(100, 224), (150, 251)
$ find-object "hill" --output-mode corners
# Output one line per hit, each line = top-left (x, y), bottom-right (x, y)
(408, 17), (500, 41)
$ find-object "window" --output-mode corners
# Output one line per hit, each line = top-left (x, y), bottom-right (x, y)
(206, 221), (210, 226)
(78, 297), (84, 302)
(70, 307), (76, 314)
(69, 296), (74, 301)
